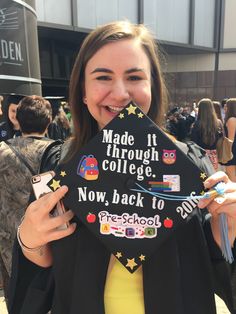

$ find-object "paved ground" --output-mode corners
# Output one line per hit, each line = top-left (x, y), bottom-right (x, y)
(0, 289), (231, 314)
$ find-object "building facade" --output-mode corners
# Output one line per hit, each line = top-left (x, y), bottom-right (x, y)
(35, 0), (236, 105)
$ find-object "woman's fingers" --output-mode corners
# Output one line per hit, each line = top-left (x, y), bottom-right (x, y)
(28, 185), (69, 216)
(198, 172), (236, 209)
(20, 185), (75, 247)
(46, 222), (77, 242)
(203, 171), (230, 189)
(42, 209), (75, 231)
(207, 192), (236, 216)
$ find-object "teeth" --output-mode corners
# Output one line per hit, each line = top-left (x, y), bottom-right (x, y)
(107, 106), (124, 113)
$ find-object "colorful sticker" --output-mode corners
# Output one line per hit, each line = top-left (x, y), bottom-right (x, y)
(99, 211), (160, 239)
(77, 155), (99, 180)
(163, 175), (180, 192)
(162, 149), (176, 164)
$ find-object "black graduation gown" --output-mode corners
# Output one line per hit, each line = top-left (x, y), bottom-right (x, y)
(8, 141), (236, 314)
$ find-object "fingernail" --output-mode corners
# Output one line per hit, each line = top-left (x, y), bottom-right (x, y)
(204, 181), (210, 188)
(214, 197), (225, 204)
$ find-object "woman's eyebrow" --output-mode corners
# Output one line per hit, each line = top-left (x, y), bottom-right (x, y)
(90, 68), (113, 74)
(90, 67), (145, 74)
(125, 67), (145, 74)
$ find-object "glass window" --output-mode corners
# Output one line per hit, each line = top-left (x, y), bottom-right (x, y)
(35, 0), (72, 25)
(76, 0), (138, 29)
(53, 41), (75, 79)
(39, 39), (52, 78)
(194, 0), (215, 47)
(143, 0), (190, 44)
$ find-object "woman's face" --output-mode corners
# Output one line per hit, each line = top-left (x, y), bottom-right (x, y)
(8, 103), (20, 129)
(84, 39), (152, 130)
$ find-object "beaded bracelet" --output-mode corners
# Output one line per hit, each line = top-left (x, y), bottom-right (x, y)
(17, 224), (44, 254)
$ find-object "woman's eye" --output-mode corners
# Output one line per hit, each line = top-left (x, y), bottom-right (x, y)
(128, 75), (142, 81)
(96, 76), (111, 81)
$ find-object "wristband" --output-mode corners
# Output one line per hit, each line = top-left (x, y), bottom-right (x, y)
(17, 223), (44, 254)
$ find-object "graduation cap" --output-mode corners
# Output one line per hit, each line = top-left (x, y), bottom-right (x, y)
(44, 96), (65, 119)
(48, 101), (207, 273)
(5, 93), (25, 105)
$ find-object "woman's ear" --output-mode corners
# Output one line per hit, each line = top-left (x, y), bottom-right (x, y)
(82, 82), (87, 104)
(83, 96), (87, 104)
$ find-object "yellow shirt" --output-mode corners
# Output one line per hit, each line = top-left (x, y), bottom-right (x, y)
(104, 256), (145, 314)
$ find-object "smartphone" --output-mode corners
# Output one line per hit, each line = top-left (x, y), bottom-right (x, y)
(31, 171), (69, 230)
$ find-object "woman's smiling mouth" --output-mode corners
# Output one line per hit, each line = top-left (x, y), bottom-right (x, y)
(105, 106), (125, 113)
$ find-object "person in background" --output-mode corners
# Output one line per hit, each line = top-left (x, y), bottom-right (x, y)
(213, 100), (225, 171)
(178, 105), (196, 141)
(166, 106), (195, 142)
(221, 98), (228, 122)
(165, 107), (179, 138)
(0, 94), (24, 141)
(0, 95), (54, 302)
(8, 21), (236, 314)
(213, 101), (224, 124)
(190, 98), (223, 170)
(62, 101), (72, 122)
(0, 94), (5, 290)
(0, 95), (3, 119)
(221, 98), (236, 182)
(46, 97), (71, 140)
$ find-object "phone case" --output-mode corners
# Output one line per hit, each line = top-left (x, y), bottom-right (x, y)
(31, 171), (69, 229)
(31, 171), (55, 199)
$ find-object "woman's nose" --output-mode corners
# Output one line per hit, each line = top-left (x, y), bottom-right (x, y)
(110, 80), (130, 101)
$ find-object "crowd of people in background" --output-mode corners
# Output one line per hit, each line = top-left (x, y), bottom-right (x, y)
(165, 97), (236, 177)
(0, 94), (72, 142)
(0, 93), (72, 294)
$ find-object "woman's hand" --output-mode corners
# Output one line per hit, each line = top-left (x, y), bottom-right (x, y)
(19, 186), (76, 267)
(198, 171), (236, 246)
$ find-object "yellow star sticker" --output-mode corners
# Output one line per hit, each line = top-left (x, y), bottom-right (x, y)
(200, 173), (207, 180)
(60, 171), (66, 177)
(119, 113), (124, 119)
(126, 104), (137, 115)
(126, 258), (137, 270)
(50, 179), (61, 191)
(116, 252), (122, 259)
(200, 190), (205, 196)
(139, 254), (145, 261)
(138, 112), (144, 118)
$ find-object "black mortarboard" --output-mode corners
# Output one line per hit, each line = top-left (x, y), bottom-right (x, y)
(44, 96), (65, 118)
(48, 101), (207, 273)
(6, 93), (25, 105)
(169, 107), (179, 115)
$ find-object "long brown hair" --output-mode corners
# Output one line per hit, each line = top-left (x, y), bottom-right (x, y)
(224, 98), (236, 123)
(213, 101), (223, 123)
(197, 98), (219, 146)
(68, 20), (168, 156)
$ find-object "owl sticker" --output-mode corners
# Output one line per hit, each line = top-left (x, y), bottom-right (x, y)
(162, 149), (176, 165)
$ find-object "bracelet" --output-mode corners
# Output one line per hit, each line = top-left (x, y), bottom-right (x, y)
(17, 224), (45, 254)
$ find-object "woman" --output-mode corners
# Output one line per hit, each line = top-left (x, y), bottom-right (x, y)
(0, 94), (24, 141)
(9, 21), (236, 314)
(191, 98), (223, 170)
(223, 98), (236, 181)
(213, 100), (224, 124)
